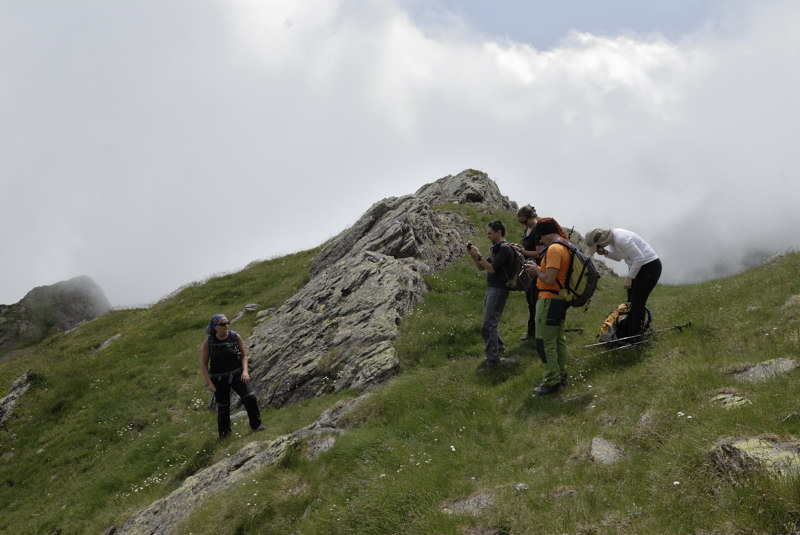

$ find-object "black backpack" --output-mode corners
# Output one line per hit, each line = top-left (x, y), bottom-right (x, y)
(503, 244), (534, 292)
(599, 302), (653, 345)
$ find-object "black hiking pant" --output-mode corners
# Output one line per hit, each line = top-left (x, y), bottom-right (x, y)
(618, 258), (662, 341)
(525, 288), (538, 337)
(210, 368), (262, 438)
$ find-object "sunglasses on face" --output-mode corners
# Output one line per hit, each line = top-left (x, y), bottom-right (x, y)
(216, 322), (230, 327)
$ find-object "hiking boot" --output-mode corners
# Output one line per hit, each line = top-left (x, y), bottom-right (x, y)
(252, 425), (266, 432)
(560, 374), (570, 388)
(534, 382), (564, 396)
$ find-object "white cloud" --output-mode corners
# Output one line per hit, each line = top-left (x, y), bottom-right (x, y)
(0, 0), (797, 305)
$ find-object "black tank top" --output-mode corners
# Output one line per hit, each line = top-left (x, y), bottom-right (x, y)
(208, 332), (241, 374)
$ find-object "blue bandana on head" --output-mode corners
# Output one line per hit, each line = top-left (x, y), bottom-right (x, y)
(205, 314), (226, 335)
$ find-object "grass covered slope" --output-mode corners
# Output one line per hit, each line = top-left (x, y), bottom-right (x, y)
(1, 208), (799, 534)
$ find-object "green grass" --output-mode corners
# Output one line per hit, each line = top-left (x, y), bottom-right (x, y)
(2, 211), (800, 535)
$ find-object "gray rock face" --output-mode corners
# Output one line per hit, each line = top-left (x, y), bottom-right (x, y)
(310, 188), (475, 278)
(710, 437), (800, 480)
(733, 358), (799, 384)
(711, 392), (753, 409)
(247, 171), (509, 408)
(590, 437), (625, 464)
(107, 395), (369, 535)
(441, 492), (495, 516)
(249, 252), (429, 407)
(0, 373), (30, 428)
(414, 169), (517, 212)
(0, 275), (111, 354)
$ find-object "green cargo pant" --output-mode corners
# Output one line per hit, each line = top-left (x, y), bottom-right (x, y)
(534, 297), (568, 386)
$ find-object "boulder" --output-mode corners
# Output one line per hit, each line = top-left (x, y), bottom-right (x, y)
(710, 437), (800, 481)
(711, 390), (753, 409)
(732, 358), (799, 384)
(590, 437), (625, 464)
(441, 491), (495, 516)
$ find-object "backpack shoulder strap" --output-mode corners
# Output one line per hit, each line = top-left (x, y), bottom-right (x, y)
(498, 242), (517, 280)
(552, 238), (574, 252)
(544, 239), (574, 290)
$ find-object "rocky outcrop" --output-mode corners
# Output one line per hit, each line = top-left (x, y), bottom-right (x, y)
(441, 492), (495, 516)
(248, 170), (512, 408)
(711, 391), (753, 409)
(246, 169), (609, 408)
(309, 172), (494, 278)
(710, 437), (800, 481)
(249, 251), (429, 407)
(0, 373), (30, 428)
(413, 169), (517, 212)
(590, 437), (625, 464)
(107, 395), (369, 535)
(732, 358), (799, 383)
(0, 275), (111, 355)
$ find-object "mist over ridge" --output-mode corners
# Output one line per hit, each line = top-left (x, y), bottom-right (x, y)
(1, 1), (797, 306)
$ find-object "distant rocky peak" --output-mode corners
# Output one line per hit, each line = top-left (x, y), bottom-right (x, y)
(415, 169), (517, 212)
(309, 169), (515, 277)
(0, 275), (111, 354)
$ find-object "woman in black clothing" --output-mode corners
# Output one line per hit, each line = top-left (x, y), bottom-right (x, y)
(510, 205), (543, 341)
(200, 313), (264, 438)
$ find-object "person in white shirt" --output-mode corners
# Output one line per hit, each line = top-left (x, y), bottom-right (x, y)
(585, 228), (662, 342)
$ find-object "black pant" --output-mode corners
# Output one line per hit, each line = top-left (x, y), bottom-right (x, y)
(525, 289), (538, 337)
(618, 258), (662, 340)
(211, 370), (262, 437)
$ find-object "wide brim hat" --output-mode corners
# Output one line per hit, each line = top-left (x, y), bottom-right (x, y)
(585, 228), (613, 255)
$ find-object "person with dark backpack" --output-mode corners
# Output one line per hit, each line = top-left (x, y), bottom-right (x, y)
(467, 220), (516, 368)
(201, 314), (265, 438)
(524, 218), (572, 395)
(510, 205), (543, 341)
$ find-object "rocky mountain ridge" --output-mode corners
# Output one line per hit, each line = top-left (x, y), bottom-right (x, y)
(0, 275), (111, 357)
(1, 169), (798, 534)
(245, 169), (540, 407)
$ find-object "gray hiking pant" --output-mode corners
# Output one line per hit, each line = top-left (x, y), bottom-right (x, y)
(481, 286), (509, 362)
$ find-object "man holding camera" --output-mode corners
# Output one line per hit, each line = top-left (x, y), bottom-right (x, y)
(467, 220), (515, 368)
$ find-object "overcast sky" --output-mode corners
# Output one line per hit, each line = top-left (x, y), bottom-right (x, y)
(1, 0), (798, 307)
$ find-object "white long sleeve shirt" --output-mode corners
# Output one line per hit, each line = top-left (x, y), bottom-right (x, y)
(604, 228), (659, 279)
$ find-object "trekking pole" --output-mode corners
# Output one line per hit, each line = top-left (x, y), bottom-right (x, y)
(575, 322), (693, 350)
(572, 337), (652, 361)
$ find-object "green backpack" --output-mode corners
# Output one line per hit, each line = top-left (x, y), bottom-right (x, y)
(542, 239), (599, 308)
